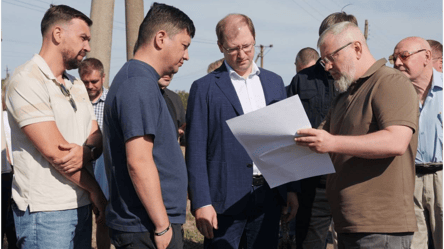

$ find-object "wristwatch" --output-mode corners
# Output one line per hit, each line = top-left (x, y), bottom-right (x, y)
(85, 145), (97, 161)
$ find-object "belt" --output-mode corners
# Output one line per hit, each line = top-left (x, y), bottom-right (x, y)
(415, 162), (443, 174)
(252, 175), (265, 186)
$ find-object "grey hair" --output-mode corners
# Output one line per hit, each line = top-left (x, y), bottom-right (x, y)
(318, 21), (366, 49)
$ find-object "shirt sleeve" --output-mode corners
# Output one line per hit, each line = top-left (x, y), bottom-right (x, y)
(6, 74), (54, 128)
(372, 73), (418, 133)
(116, 77), (162, 142)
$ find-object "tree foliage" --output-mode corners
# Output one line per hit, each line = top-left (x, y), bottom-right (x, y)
(175, 90), (189, 111)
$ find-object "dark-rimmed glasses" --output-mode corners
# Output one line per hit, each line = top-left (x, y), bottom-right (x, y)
(388, 49), (426, 64)
(222, 42), (255, 55)
(320, 42), (353, 68)
(59, 84), (77, 112)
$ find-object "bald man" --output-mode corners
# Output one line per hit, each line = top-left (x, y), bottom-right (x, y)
(295, 47), (319, 73)
(392, 37), (443, 249)
(295, 22), (419, 248)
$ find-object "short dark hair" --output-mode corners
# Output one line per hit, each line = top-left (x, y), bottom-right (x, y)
(78, 58), (104, 78)
(134, 2), (195, 53)
(319, 12), (358, 36)
(296, 47), (319, 66)
(427, 39), (443, 57)
(216, 14), (255, 45)
(41, 4), (92, 36)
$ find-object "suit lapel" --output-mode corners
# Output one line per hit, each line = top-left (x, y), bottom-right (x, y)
(214, 64), (244, 115)
(259, 70), (273, 106)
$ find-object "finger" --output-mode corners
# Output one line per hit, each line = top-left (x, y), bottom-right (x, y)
(58, 143), (76, 150)
(206, 223), (214, 239)
(199, 219), (213, 239)
(196, 220), (208, 238)
(212, 215), (218, 230)
(295, 135), (317, 143)
(297, 128), (318, 136)
(64, 166), (81, 174)
(295, 141), (312, 147)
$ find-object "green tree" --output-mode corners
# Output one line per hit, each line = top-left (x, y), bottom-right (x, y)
(176, 90), (189, 111)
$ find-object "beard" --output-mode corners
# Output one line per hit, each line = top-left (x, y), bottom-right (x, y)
(333, 63), (356, 93)
(62, 49), (85, 70)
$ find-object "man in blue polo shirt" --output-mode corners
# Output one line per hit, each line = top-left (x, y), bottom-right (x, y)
(102, 3), (195, 249)
(392, 36), (443, 249)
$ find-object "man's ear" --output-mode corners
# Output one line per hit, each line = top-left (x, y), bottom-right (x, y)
(52, 25), (63, 45)
(153, 30), (167, 50)
(424, 49), (432, 66)
(353, 41), (363, 60)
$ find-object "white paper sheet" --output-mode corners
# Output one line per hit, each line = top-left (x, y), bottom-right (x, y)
(226, 95), (335, 188)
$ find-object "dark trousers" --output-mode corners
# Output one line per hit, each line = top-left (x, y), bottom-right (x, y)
(338, 232), (413, 249)
(2, 172), (13, 239)
(295, 176), (332, 249)
(109, 223), (183, 249)
(204, 183), (282, 249)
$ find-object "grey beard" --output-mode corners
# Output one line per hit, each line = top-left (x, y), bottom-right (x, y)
(334, 73), (354, 93)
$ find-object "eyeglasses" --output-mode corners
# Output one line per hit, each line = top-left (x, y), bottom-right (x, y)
(59, 84), (77, 112)
(222, 42), (255, 55)
(388, 49), (426, 64)
(320, 42), (353, 68)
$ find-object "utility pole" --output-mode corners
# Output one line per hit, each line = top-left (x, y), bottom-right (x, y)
(255, 44), (273, 68)
(125, 0), (144, 61)
(88, 0), (115, 88)
(364, 19), (368, 41)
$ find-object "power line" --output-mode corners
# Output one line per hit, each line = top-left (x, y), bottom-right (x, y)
(3, 1), (45, 13)
(290, 0), (321, 22)
(301, 0), (327, 20)
(15, 0), (48, 11)
(30, 0), (53, 5)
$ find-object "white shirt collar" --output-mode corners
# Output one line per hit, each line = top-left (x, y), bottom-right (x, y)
(224, 61), (260, 80)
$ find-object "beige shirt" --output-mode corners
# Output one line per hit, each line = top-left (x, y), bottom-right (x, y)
(324, 59), (419, 233)
(0, 100), (11, 174)
(6, 54), (96, 212)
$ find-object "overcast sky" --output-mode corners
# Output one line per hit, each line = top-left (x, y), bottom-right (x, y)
(2, 0), (443, 91)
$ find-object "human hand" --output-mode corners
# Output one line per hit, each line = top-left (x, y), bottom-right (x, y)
(154, 226), (173, 249)
(178, 128), (185, 137)
(281, 192), (298, 223)
(53, 143), (85, 173)
(194, 205), (218, 239)
(295, 128), (335, 153)
(89, 187), (107, 225)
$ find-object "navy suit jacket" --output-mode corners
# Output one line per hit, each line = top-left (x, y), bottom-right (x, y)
(186, 63), (294, 215)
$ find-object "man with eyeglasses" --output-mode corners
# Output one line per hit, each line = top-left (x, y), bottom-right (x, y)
(5, 5), (106, 248)
(287, 12), (357, 249)
(186, 13), (299, 248)
(392, 37), (443, 249)
(295, 22), (419, 248)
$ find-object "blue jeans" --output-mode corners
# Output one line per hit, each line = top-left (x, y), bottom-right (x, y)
(338, 232), (413, 249)
(12, 203), (92, 249)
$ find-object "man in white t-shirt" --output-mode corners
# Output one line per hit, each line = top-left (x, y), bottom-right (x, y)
(6, 4), (106, 248)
